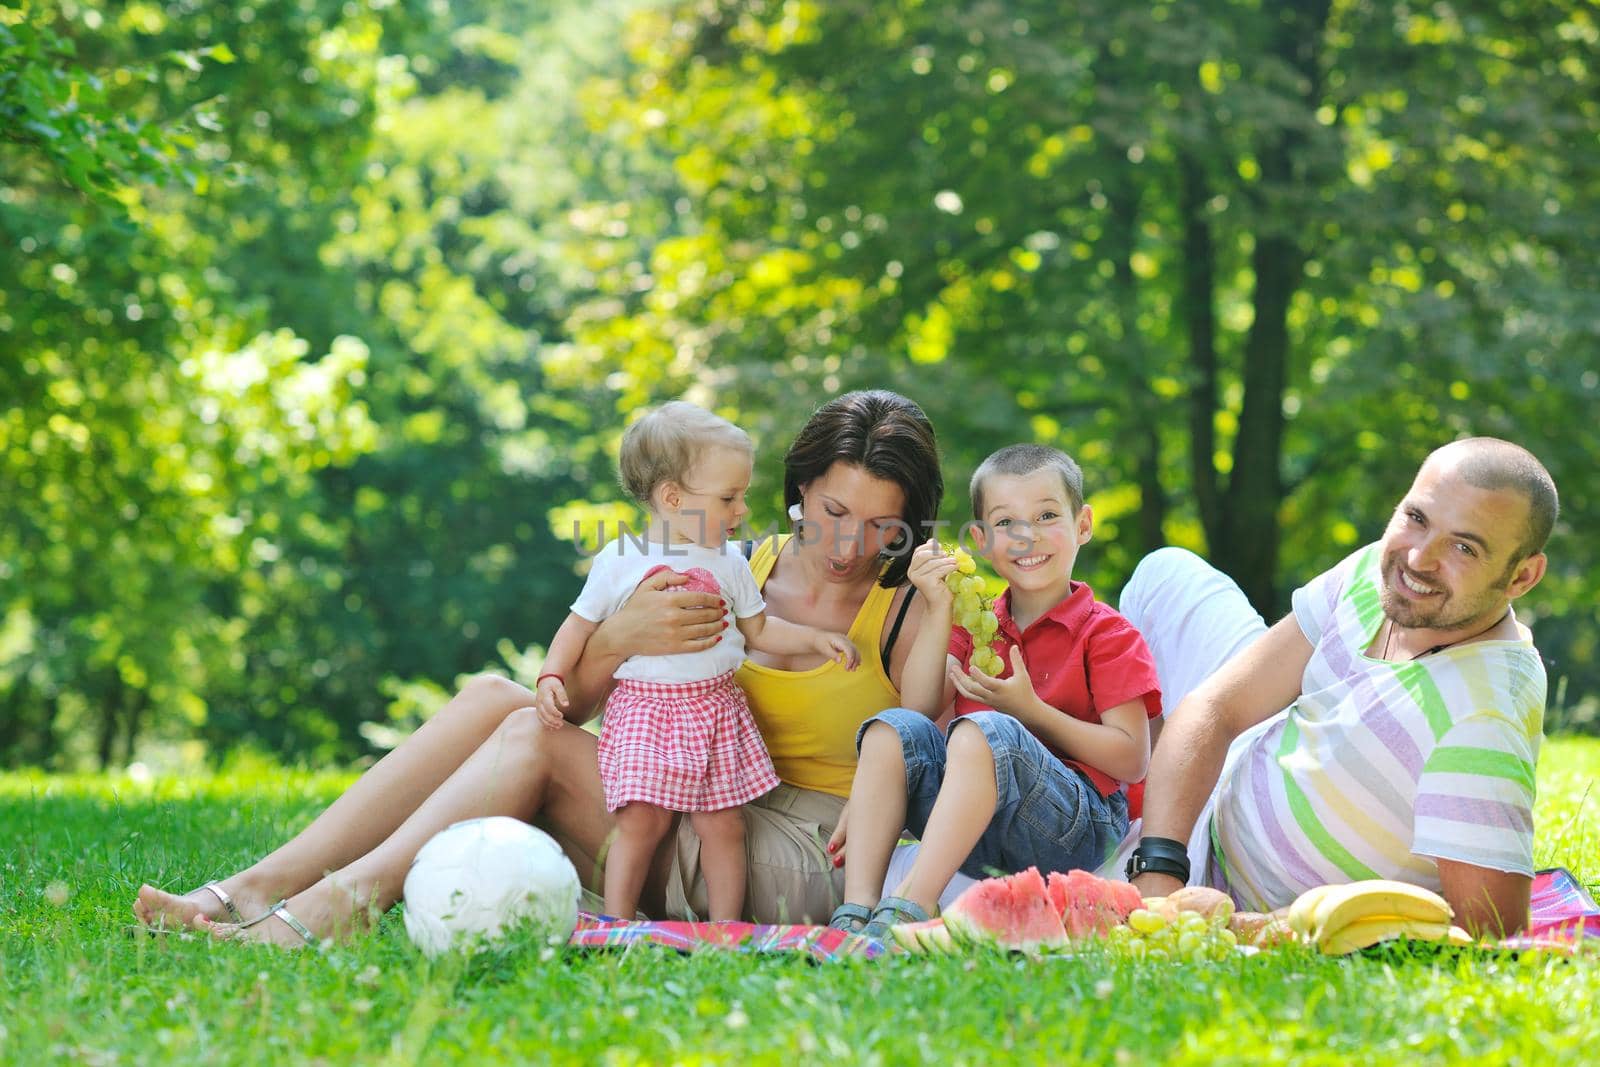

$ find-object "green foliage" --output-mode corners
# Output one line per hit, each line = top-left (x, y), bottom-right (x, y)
(3, 0), (1599, 765)
(2, 738), (1598, 1062)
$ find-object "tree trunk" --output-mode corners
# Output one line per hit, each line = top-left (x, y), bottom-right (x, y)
(1213, 0), (1330, 615)
(1178, 151), (1221, 549)
(97, 672), (123, 771)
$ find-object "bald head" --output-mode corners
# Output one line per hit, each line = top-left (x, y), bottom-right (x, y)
(1425, 438), (1558, 560)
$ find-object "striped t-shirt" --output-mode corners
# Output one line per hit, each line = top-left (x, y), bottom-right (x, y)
(1209, 544), (1546, 911)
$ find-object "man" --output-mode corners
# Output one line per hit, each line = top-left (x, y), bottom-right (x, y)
(1121, 438), (1557, 936)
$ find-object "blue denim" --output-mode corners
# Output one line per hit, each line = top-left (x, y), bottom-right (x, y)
(856, 707), (1129, 879)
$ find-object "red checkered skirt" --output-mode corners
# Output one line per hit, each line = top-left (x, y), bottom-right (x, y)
(597, 671), (780, 814)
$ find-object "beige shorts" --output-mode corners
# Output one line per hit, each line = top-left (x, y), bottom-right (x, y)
(574, 784), (847, 923)
(665, 783), (846, 923)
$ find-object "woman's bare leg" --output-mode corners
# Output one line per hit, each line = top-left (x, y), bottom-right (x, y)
(209, 707), (624, 945)
(135, 674), (538, 928)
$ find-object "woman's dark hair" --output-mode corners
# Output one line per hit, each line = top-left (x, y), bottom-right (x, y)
(783, 390), (942, 588)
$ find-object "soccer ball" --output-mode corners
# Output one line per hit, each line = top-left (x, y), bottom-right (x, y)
(402, 816), (581, 957)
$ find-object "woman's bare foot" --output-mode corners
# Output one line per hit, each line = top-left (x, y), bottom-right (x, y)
(198, 878), (380, 948)
(133, 881), (272, 931)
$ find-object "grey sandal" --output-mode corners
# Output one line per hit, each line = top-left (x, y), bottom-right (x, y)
(827, 902), (874, 935)
(862, 895), (930, 940)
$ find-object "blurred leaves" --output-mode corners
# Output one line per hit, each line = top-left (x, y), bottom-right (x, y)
(3, 0), (1599, 766)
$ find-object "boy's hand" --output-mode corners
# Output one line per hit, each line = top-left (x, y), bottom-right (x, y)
(826, 803), (849, 867)
(947, 645), (1041, 721)
(533, 678), (569, 730)
(816, 630), (860, 671)
(906, 539), (958, 612)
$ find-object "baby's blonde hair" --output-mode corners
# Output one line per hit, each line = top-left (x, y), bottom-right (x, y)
(618, 401), (752, 507)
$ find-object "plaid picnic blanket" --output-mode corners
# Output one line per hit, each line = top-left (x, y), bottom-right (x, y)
(1507, 867), (1600, 952)
(568, 912), (885, 961)
(566, 867), (1597, 960)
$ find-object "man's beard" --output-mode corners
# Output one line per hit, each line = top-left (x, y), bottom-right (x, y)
(1379, 553), (1511, 632)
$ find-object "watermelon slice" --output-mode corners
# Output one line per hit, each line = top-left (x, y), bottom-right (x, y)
(1047, 869), (1144, 938)
(940, 866), (1146, 951)
(890, 918), (956, 955)
(943, 867), (1068, 951)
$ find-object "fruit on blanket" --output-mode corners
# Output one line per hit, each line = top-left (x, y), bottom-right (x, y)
(1047, 869), (1144, 937)
(1285, 880), (1455, 953)
(1286, 885), (1340, 938)
(944, 866), (1067, 951)
(1128, 908), (1169, 935)
(938, 867), (1142, 951)
(1110, 907), (1239, 962)
(1307, 880), (1454, 940)
(890, 918), (956, 955)
(1166, 886), (1235, 928)
(1317, 916), (1451, 956)
(1229, 910), (1296, 948)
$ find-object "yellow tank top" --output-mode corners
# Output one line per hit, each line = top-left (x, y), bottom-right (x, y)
(735, 535), (904, 797)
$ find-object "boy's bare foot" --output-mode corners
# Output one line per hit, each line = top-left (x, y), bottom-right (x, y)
(133, 881), (271, 931)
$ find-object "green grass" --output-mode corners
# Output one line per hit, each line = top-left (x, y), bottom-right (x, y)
(3, 739), (1597, 1066)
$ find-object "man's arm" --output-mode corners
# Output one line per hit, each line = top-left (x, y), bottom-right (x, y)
(1435, 859), (1530, 938)
(1131, 613), (1313, 896)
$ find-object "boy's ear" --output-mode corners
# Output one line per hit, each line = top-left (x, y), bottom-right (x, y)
(1075, 504), (1093, 546)
(970, 522), (991, 554)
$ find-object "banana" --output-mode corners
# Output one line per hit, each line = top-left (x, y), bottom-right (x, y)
(1318, 916), (1451, 955)
(1308, 880), (1453, 941)
(1444, 925), (1477, 947)
(1287, 885), (1339, 937)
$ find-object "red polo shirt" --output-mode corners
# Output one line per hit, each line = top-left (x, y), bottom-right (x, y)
(949, 580), (1162, 797)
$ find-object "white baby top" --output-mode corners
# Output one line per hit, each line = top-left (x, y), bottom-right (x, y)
(570, 537), (766, 683)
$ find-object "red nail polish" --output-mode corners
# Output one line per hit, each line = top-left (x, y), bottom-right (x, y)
(833, 856), (843, 868)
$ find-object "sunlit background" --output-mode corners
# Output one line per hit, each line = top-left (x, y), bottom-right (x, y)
(5, 0), (1598, 771)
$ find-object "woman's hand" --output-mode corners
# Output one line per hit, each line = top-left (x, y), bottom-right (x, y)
(906, 539), (958, 614)
(826, 804), (849, 867)
(596, 568), (728, 658)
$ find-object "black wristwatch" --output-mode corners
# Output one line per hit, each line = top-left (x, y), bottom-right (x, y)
(1125, 836), (1191, 884)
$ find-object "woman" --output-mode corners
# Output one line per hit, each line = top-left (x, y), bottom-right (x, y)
(133, 390), (944, 944)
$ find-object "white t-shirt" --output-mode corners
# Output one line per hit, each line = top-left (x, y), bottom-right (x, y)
(1209, 544), (1546, 910)
(571, 537), (766, 683)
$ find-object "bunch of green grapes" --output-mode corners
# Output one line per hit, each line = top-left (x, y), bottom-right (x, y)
(1102, 907), (1239, 963)
(940, 544), (1004, 676)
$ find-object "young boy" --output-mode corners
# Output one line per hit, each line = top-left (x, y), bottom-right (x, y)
(826, 444), (1162, 937)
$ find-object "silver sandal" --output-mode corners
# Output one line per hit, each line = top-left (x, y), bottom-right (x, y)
(196, 881), (248, 925)
(260, 901), (320, 948)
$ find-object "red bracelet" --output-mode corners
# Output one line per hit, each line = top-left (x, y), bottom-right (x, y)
(536, 672), (564, 685)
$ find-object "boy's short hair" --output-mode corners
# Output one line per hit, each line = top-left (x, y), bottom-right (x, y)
(970, 444), (1085, 519)
(618, 401), (752, 507)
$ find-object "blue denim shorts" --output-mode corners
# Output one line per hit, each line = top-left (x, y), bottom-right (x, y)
(856, 707), (1129, 879)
